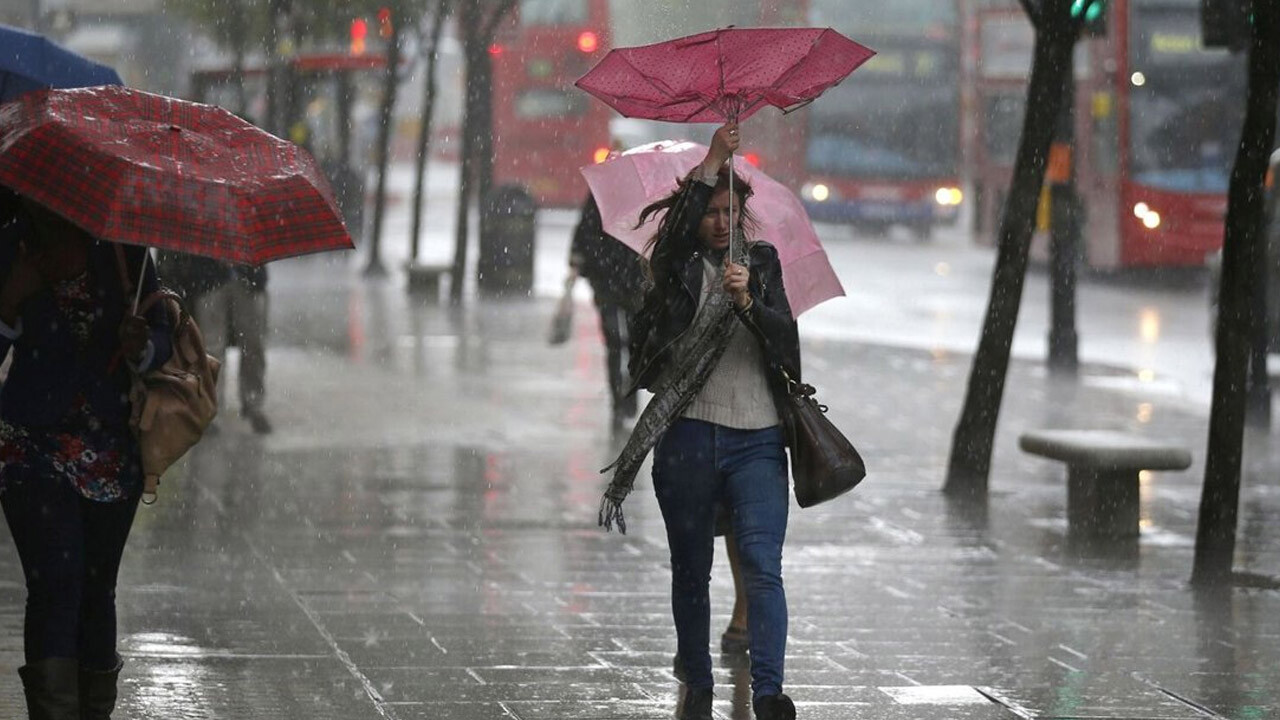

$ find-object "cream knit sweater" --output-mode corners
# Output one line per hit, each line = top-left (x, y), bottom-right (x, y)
(680, 258), (779, 430)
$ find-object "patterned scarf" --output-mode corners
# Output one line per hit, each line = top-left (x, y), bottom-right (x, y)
(597, 254), (740, 534)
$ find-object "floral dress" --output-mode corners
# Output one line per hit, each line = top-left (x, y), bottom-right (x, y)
(0, 272), (139, 502)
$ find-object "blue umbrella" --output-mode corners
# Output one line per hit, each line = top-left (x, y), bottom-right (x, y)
(0, 23), (123, 103)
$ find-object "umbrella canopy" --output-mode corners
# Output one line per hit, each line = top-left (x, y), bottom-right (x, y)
(0, 23), (123, 103)
(575, 27), (874, 123)
(581, 140), (843, 316)
(0, 85), (351, 265)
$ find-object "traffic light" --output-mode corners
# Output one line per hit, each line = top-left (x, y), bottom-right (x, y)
(1071, 0), (1108, 37)
(350, 17), (367, 55)
(1202, 0), (1250, 50)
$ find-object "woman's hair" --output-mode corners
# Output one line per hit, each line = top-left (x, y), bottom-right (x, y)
(637, 165), (757, 286)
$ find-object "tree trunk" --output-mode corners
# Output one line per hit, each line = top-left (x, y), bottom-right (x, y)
(1192, 2), (1280, 587)
(367, 12), (403, 276)
(451, 8), (483, 303)
(473, 44), (496, 211)
(409, 0), (449, 265)
(943, 8), (1077, 499)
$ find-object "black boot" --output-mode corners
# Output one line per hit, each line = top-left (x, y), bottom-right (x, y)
(753, 693), (796, 720)
(78, 656), (122, 720)
(680, 686), (713, 720)
(18, 658), (80, 720)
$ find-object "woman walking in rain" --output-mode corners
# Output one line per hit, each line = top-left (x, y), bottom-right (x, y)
(0, 189), (171, 720)
(599, 123), (801, 720)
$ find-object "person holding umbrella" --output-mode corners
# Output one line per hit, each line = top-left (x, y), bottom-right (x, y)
(0, 188), (171, 720)
(619, 123), (801, 720)
(0, 85), (352, 720)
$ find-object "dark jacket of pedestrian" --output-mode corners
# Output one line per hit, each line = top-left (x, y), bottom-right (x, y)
(0, 214), (172, 429)
(570, 195), (646, 312)
(628, 187), (800, 397)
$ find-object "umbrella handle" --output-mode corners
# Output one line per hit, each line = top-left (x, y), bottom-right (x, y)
(133, 248), (149, 315)
(729, 159), (735, 265)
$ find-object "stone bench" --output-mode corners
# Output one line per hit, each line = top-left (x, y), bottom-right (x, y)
(1018, 429), (1192, 538)
(405, 263), (451, 300)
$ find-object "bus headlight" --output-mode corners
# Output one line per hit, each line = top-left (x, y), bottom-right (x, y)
(802, 183), (834, 202)
(1133, 202), (1161, 230)
(934, 187), (963, 206)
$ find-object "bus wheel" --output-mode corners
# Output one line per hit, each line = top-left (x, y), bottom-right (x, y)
(912, 223), (934, 243)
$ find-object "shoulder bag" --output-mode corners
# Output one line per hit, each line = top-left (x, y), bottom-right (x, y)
(775, 369), (866, 508)
(116, 248), (221, 504)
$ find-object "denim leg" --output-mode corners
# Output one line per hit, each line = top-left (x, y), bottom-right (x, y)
(79, 492), (140, 670)
(652, 419), (718, 690)
(1, 475), (85, 663)
(721, 426), (789, 701)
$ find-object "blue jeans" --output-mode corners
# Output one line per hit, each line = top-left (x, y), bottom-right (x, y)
(1, 470), (140, 669)
(653, 418), (789, 701)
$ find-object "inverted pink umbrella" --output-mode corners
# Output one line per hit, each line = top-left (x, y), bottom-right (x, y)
(575, 27), (874, 123)
(581, 140), (843, 316)
(576, 27), (873, 263)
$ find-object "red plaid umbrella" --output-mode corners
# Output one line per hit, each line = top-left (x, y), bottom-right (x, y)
(575, 27), (874, 123)
(0, 85), (352, 265)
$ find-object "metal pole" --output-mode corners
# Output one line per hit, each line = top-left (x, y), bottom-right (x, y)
(1048, 48), (1080, 375)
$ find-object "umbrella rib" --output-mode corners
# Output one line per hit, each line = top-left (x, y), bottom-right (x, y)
(598, 51), (686, 115)
(760, 30), (839, 109)
(715, 29), (727, 115)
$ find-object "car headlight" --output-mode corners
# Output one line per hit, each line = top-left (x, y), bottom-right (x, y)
(1134, 202), (1161, 230)
(934, 187), (963, 206)
(802, 182), (836, 202)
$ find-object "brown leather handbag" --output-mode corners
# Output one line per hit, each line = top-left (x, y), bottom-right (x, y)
(128, 289), (221, 503)
(776, 371), (866, 508)
(115, 248), (220, 504)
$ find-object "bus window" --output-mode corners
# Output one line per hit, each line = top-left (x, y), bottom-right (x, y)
(1127, 2), (1244, 194)
(520, 0), (587, 25)
(515, 88), (587, 119)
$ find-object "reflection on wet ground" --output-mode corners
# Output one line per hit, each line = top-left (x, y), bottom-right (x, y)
(0, 259), (1276, 719)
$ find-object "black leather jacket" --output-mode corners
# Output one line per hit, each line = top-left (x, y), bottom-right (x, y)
(627, 181), (801, 395)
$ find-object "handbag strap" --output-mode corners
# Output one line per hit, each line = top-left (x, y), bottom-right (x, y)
(775, 366), (821, 405)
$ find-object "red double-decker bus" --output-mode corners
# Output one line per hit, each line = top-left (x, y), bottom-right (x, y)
(785, 2), (965, 240)
(490, 0), (612, 208)
(971, 0), (1252, 269)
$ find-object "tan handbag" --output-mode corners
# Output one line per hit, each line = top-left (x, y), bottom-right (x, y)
(128, 289), (221, 503)
(115, 247), (221, 504)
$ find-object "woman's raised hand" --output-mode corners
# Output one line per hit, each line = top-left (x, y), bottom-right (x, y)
(702, 122), (741, 177)
(117, 315), (149, 361)
(722, 254), (751, 310)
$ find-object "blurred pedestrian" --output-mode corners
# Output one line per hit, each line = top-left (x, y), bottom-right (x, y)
(617, 122), (801, 720)
(0, 189), (172, 720)
(566, 193), (648, 428)
(158, 254), (272, 434)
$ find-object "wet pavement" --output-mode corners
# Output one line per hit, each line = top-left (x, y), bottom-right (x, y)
(2, 247), (1279, 719)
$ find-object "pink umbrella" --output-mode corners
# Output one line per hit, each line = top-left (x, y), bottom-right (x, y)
(577, 27), (873, 264)
(581, 140), (844, 316)
(575, 27), (875, 123)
